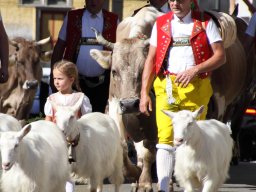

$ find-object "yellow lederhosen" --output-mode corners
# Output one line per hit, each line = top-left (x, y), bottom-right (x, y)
(153, 75), (213, 146)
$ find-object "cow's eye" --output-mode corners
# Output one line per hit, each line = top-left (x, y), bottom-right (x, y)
(112, 70), (117, 77)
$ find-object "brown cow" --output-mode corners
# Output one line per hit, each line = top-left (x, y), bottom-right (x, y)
(0, 37), (50, 122)
(90, 7), (256, 192)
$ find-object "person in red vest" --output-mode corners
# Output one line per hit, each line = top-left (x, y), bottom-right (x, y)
(0, 10), (9, 83)
(50, 0), (119, 113)
(139, 0), (226, 191)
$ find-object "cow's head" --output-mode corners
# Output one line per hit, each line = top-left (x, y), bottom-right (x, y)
(9, 37), (50, 90)
(0, 37), (51, 120)
(90, 29), (149, 113)
(90, 7), (162, 113)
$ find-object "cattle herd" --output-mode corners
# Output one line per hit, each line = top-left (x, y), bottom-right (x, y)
(0, 6), (255, 192)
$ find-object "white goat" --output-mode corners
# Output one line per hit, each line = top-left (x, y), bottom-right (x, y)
(108, 98), (146, 174)
(162, 106), (233, 192)
(0, 113), (22, 190)
(0, 113), (21, 132)
(52, 97), (124, 192)
(0, 120), (69, 192)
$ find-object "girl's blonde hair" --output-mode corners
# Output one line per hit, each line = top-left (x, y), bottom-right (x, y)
(53, 60), (81, 91)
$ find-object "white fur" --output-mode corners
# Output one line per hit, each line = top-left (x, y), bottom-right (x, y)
(116, 7), (163, 42)
(52, 98), (124, 192)
(108, 98), (126, 141)
(108, 98), (146, 169)
(0, 120), (69, 192)
(162, 106), (233, 192)
(129, 7), (164, 38)
(0, 113), (22, 132)
(0, 113), (22, 175)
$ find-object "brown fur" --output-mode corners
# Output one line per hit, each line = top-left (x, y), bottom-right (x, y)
(0, 37), (48, 121)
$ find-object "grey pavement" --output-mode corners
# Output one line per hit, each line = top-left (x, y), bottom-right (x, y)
(75, 161), (256, 192)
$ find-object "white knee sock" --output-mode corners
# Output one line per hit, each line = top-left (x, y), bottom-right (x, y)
(66, 180), (75, 192)
(156, 144), (175, 192)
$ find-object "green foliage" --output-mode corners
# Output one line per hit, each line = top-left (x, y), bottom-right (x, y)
(27, 113), (44, 124)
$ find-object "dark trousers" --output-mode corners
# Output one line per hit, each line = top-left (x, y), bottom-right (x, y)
(40, 81), (50, 115)
(79, 70), (110, 113)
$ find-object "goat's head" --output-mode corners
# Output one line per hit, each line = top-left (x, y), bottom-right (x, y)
(50, 95), (84, 141)
(0, 124), (31, 171)
(54, 106), (77, 139)
(162, 106), (204, 146)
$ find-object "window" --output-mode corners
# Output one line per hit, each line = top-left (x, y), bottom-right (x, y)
(22, 0), (41, 5)
(21, 0), (71, 6)
(48, 0), (67, 5)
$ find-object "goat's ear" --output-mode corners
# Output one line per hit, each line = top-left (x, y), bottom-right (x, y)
(161, 109), (175, 119)
(18, 124), (31, 141)
(72, 93), (84, 112)
(49, 99), (58, 111)
(192, 105), (204, 119)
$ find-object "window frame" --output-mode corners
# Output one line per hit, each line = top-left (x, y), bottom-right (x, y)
(19, 0), (72, 7)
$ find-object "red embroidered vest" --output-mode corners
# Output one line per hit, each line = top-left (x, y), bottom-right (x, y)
(63, 8), (118, 62)
(155, 11), (213, 78)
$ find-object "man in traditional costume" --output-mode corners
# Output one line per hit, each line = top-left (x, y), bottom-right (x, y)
(139, 0), (226, 191)
(50, 0), (119, 113)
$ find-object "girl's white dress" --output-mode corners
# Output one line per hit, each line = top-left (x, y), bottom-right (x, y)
(44, 92), (92, 117)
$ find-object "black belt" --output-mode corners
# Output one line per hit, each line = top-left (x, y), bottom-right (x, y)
(79, 74), (105, 88)
(79, 37), (100, 45)
(79, 74), (105, 82)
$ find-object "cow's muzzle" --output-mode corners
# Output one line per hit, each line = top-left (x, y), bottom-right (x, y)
(120, 98), (140, 114)
(22, 80), (38, 90)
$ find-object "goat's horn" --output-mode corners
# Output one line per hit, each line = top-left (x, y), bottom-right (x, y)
(91, 27), (114, 50)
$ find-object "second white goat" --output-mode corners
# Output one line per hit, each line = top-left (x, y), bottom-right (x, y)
(52, 97), (124, 192)
(162, 106), (233, 192)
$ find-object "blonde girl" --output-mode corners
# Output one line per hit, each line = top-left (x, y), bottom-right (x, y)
(44, 60), (92, 192)
(45, 60), (92, 122)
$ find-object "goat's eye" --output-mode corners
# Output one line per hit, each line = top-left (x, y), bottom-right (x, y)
(14, 140), (19, 148)
(70, 115), (75, 121)
(187, 121), (193, 127)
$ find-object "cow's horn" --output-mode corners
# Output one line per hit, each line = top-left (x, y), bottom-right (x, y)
(9, 40), (18, 48)
(91, 27), (114, 50)
(36, 37), (51, 45)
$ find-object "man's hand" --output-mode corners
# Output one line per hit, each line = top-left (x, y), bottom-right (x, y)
(175, 67), (198, 87)
(140, 92), (152, 116)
